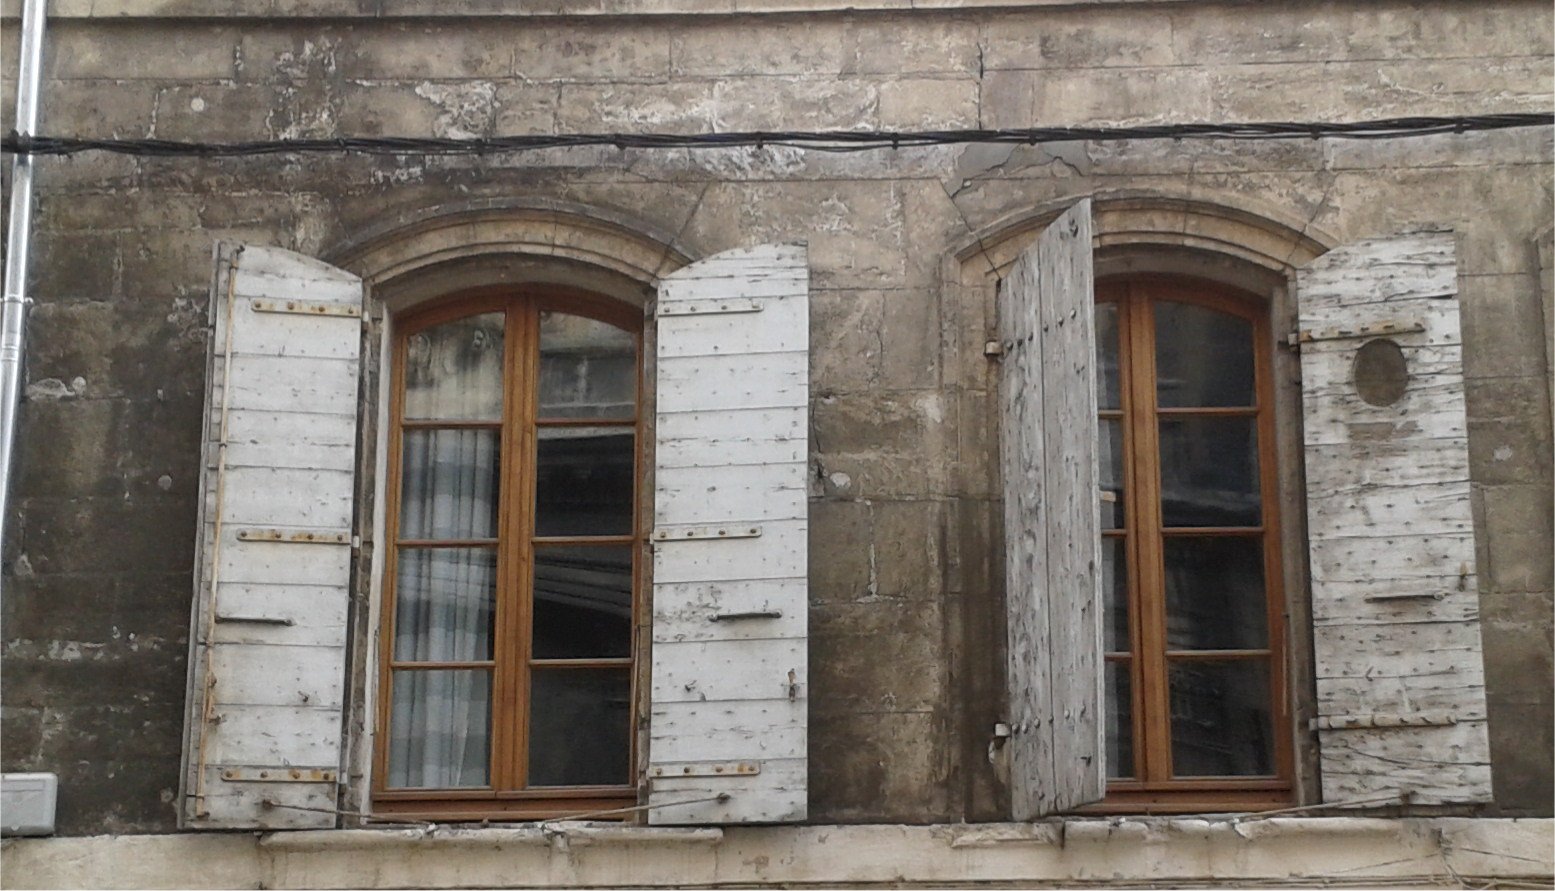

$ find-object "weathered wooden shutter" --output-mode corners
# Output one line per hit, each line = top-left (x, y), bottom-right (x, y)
(179, 243), (365, 829)
(1296, 229), (1493, 805)
(647, 244), (809, 825)
(997, 200), (1106, 818)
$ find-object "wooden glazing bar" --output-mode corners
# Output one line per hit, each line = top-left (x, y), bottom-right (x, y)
(1164, 649), (1272, 660)
(529, 658), (635, 669)
(394, 538), (500, 548)
(534, 416), (639, 428)
(1158, 526), (1264, 536)
(531, 534), (637, 546)
(400, 419), (504, 429)
(388, 661), (498, 670)
(1156, 406), (1259, 417)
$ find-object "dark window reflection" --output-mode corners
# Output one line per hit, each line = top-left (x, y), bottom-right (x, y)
(1099, 418), (1125, 529)
(1106, 661), (1134, 779)
(527, 669), (632, 786)
(1154, 302), (1255, 408)
(539, 312), (636, 420)
(535, 427), (634, 537)
(1164, 536), (1267, 650)
(1102, 537), (1128, 652)
(532, 546), (633, 659)
(1096, 302), (1121, 411)
(1159, 417), (1261, 527)
(1169, 660), (1274, 777)
(404, 313), (505, 421)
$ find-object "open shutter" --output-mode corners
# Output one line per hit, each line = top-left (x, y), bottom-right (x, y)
(997, 200), (1106, 819)
(179, 243), (365, 829)
(1296, 229), (1493, 805)
(647, 244), (809, 824)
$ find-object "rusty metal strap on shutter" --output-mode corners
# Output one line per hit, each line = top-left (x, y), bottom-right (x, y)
(1310, 710), (1473, 731)
(656, 298), (764, 317)
(1286, 319), (1425, 346)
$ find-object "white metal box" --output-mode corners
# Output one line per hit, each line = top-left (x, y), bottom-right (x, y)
(2, 772), (58, 836)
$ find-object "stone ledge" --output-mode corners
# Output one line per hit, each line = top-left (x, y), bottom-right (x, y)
(3, 818), (1551, 889)
(1, 0), (1194, 21)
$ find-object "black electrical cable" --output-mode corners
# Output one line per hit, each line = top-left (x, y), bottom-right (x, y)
(2, 113), (1550, 158)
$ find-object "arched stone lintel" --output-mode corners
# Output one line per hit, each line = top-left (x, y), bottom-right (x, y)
(956, 193), (1338, 283)
(326, 198), (695, 310)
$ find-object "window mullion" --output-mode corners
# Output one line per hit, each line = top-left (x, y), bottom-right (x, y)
(1126, 286), (1173, 784)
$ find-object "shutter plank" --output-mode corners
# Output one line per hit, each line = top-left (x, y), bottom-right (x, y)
(181, 242), (364, 830)
(998, 200), (1106, 819)
(1296, 230), (1493, 805)
(648, 244), (809, 825)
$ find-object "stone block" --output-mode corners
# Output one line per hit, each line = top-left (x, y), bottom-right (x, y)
(49, 23), (238, 80)
(878, 78), (979, 131)
(670, 18), (845, 77)
(1209, 58), (1553, 124)
(154, 84), (285, 142)
(879, 288), (941, 390)
(810, 710), (952, 822)
(0, 635), (188, 711)
(118, 229), (220, 301)
(494, 81), (561, 135)
(1482, 483), (1555, 593)
(812, 598), (946, 714)
(331, 23), (512, 79)
(0, 706), (44, 769)
(982, 66), (1213, 129)
(1480, 590), (1554, 702)
(42, 80), (157, 139)
(18, 494), (196, 577)
(334, 82), (448, 139)
(557, 81), (718, 134)
(812, 391), (950, 499)
(808, 499), (874, 603)
(1173, 1), (1554, 66)
(1461, 273), (1552, 381)
(712, 77), (880, 133)
(810, 289), (884, 394)
(515, 24), (673, 82)
(29, 231), (119, 301)
(843, 16), (979, 76)
(11, 399), (123, 500)
(872, 499), (946, 600)
(980, 8), (1175, 70)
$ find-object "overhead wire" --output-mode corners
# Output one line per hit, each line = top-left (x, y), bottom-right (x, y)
(2, 113), (1550, 158)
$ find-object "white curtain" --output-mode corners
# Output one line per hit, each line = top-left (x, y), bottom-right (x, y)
(390, 313), (504, 787)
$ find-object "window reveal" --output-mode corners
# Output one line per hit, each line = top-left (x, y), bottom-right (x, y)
(1095, 278), (1292, 808)
(376, 291), (641, 815)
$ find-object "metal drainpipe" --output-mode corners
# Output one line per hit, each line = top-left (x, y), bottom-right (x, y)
(0, 0), (49, 584)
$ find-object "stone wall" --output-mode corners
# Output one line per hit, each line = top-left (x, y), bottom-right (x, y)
(0, 0), (1550, 834)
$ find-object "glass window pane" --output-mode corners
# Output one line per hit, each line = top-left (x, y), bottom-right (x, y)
(399, 429), (499, 540)
(1102, 537), (1128, 652)
(1100, 418), (1125, 530)
(533, 546), (633, 659)
(1106, 661), (1134, 779)
(1169, 660), (1274, 777)
(535, 427), (634, 537)
(1164, 536), (1267, 650)
(387, 669), (491, 788)
(539, 312), (636, 420)
(528, 669), (632, 786)
(404, 313), (505, 421)
(394, 548), (497, 662)
(1159, 416), (1261, 527)
(1154, 302), (1255, 408)
(1096, 301), (1121, 411)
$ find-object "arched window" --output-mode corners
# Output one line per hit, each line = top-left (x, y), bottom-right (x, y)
(1095, 276), (1292, 810)
(374, 287), (642, 819)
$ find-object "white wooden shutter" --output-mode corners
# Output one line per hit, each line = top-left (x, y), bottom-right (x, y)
(1296, 229), (1493, 805)
(179, 243), (365, 829)
(647, 243), (809, 825)
(997, 200), (1106, 819)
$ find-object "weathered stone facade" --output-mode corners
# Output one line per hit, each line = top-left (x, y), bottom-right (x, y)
(0, 0), (1550, 854)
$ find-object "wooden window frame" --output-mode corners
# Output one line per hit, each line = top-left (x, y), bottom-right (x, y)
(372, 285), (644, 821)
(1086, 275), (1294, 814)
